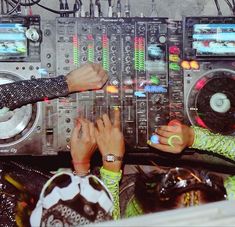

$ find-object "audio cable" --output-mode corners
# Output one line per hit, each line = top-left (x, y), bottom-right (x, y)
(80, 0), (85, 17)
(214, 0), (222, 15)
(89, 0), (94, 17)
(150, 0), (158, 17)
(64, 0), (69, 17)
(224, 0), (235, 15)
(59, 0), (65, 17)
(94, 0), (101, 17)
(73, 0), (80, 17)
(3, 0), (21, 15)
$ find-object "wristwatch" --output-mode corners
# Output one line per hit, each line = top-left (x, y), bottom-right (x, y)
(103, 154), (123, 162)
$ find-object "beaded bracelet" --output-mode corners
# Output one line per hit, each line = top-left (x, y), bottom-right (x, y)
(72, 160), (90, 165)
(73, 170), (91, 177)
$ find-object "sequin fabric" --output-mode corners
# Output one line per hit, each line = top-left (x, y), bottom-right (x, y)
(124, 196), (143, 218)
(100, 167), (122, 220)
(224, 176), (235, 200)
(191, 126), (235, 160)
(0, 161), (50, 227)
(0, 76), (69, 110)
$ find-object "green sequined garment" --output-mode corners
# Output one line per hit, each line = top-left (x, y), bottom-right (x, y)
(100, 167), (122, 220)
(191, 126), (235, 160)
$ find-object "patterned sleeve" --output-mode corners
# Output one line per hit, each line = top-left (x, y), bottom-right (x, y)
(224, 175), (235, 201)
(100, 167), (122, 220)
(190, 126), (235, 160)
(0, 75), (69, 110)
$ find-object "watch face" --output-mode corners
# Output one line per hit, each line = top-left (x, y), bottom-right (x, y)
(106, 155), (115, 162)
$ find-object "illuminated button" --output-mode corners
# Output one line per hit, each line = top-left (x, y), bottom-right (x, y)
(169, 63), (180, 71)
(38, 68), (48, 76)
(169, 54), (180, 62)
(134, 91), (146, 97)
(106, 85), (119, 93)
(159, 35), (166, 44)
(150, 134), (159, 144)
(195, 78), (206, 90)
(181, 60), (191, 70)
(169, 46), (180, 55)
(150, 75), (160, 85)
(190, 60), (200, 70)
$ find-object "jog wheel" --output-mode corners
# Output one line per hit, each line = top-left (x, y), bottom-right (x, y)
(0, 72), (38, 147)
(186, 69), (235, 135)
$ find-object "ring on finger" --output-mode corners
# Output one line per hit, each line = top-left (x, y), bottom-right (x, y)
(167, 135), (182, 147)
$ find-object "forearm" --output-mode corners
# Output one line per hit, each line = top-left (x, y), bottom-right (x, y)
(100, 167), (122, 220)
(0, 75), (69, 110)
(190, 126), (235, 160)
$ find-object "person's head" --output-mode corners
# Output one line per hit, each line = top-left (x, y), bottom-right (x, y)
(134, 167), (226, 214)
(30, 172), (113, 226)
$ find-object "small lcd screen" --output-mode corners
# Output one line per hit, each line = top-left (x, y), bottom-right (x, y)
(0, 23), (27, 60)
(192, 24), (235, 56)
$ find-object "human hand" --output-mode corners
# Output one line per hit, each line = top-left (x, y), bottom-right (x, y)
(70, 118), (97, 175)
(95, 108), (125, 172)
(66, 63), (108, 93)
(147, 120), (195, 154)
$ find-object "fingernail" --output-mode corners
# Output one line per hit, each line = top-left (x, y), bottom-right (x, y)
(113, 106), (119, 110)
(147, 140), (152, 145)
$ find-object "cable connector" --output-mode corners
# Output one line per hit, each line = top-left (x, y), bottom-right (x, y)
(108, 0), (112, 17)
(124, 0), (130, 17)
(117, 0), (121, 17)
(80, 0), (85, 17)
(64, 0), (69, 17)
(59, 0), (65, 17)
(95, 0), (101, 17)
(73, 0), (80, 17)
(150, 0), (158, 17)
(108, 6), (112, 17)
(90, 0), (94, 17)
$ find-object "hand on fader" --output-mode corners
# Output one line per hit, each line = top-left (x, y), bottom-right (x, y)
(95, 108), (125, 172)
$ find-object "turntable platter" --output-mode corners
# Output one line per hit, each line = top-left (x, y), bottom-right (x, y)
(186, 70), (235, 135)
(0, 72), (37, 145)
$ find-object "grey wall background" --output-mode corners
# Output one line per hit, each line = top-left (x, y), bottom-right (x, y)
(31, 0), (233, 20)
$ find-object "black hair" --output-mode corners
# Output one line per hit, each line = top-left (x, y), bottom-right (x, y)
(134, 167), (226, 214)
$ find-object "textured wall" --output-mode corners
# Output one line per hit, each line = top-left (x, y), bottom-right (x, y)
(31, 0), (233, 20)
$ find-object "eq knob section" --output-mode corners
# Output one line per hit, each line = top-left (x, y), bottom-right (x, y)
(135, 18), (169, 148)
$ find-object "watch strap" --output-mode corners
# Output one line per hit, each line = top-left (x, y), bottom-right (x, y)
(102, 154), (123, 162)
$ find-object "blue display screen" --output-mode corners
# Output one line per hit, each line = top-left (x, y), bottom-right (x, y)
(192, 24), (235, 56)
(0, 23), (27, 59)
